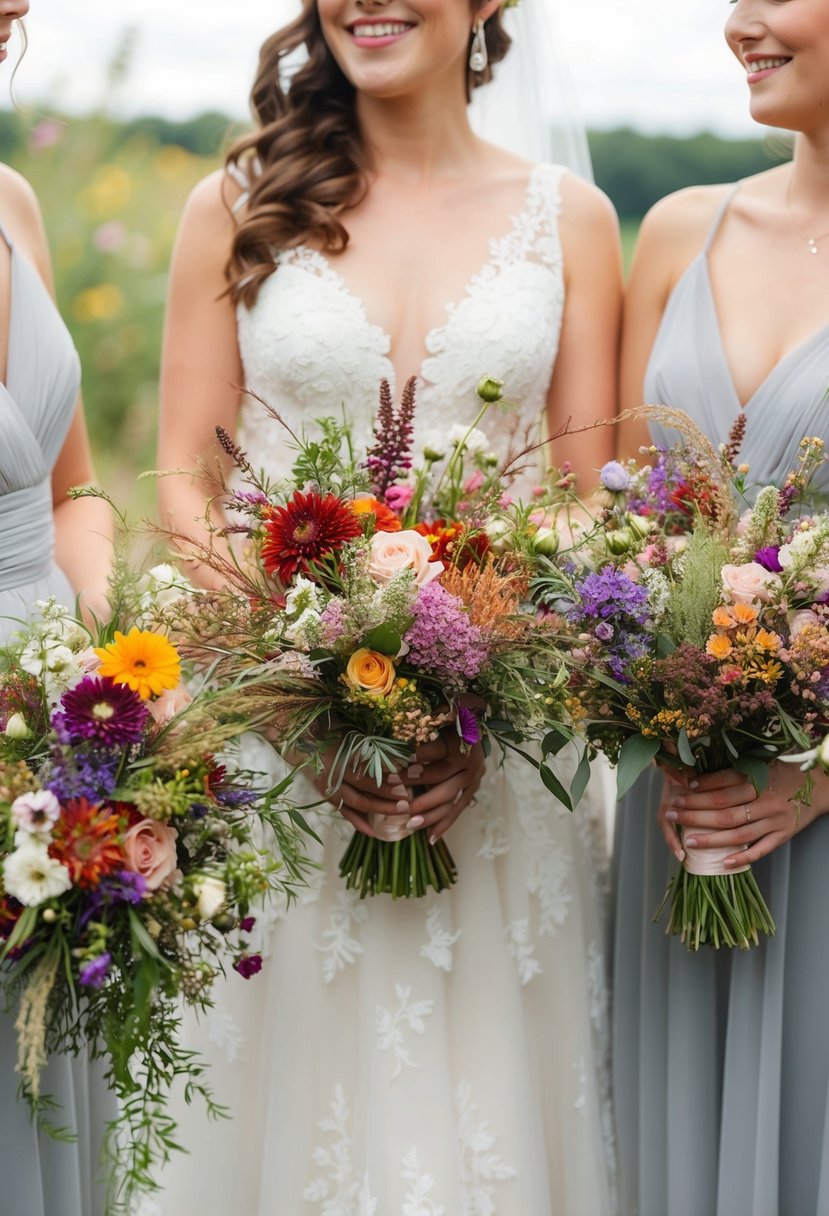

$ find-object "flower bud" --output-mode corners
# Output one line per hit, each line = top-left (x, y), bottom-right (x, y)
(484, 517), (513, 553)
(532, 526), (560, 557)
(627, 514), (651, 541)
(605, 528), (634, 556)
(193, 875), (226, 920)
(4, 713), (31, 740)
(42, 907), (57, 923)
(476, 376), (504, 404)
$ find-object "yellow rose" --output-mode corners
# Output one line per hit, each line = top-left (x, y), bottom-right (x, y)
(345, 649), (396, 696)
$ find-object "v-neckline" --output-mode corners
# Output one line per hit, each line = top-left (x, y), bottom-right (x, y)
(280, 163), (547, 389)
(700, 254), (829, 413)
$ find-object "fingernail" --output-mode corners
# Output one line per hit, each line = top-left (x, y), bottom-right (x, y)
(406, 816), (425, 830)
(396, 799), (410, 813)
(675, 848), (685, 863)
(665, 809), (678, 822)
(689, 779), (700, 789)
(724, 857), (738, 868)
(672, 797), (685, 809)
(685, 836), (698, 848)
(389, 783), (407, 799)
(429, 834), (439, 846)
(407, 764), (423, 780)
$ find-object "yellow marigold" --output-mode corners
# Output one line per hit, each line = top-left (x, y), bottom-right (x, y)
(706, 633), (733, 660)
(755, 628), (782, 653)
(732, 603), (759, 625)
(344, 649), (396, 697)
(94, 628), (182, 701)
(712, 606), (734, 629)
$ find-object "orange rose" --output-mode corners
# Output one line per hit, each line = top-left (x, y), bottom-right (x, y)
(344, 649), (396, 696)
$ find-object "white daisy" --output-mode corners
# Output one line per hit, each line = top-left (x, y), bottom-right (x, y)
(3, 841), (73, 906)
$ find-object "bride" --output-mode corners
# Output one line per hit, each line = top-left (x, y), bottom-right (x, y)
(157, 1), (621, 1211)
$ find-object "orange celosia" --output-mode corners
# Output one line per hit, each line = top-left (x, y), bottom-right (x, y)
(706, 633), (734, 660)
(95, 628), (182, 701)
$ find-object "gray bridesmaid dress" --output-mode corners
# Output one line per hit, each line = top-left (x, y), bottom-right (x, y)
(0, 224), (112, 1214)
(613, 185), (829, 1216)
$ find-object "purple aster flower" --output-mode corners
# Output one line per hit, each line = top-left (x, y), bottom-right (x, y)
(456, 705), (482, 746)
(594, 621), (615, 642)
(599, 461), (632, 493)
(404, 583), (487, 692)
(54, 676), (148, 747)
(79, 952), (111, 990)
(570, 568), (650, 625)
(754, 546), (783, 573)
(233, 952), (263, 979)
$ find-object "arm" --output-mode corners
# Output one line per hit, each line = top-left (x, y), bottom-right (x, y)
(157, 170), (245, 589)
(548, 175), (622, 487)
(0, 167), (112, 617)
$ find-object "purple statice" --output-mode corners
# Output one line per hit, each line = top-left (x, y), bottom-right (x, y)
(571, 568), (651, 624)
(79, 952), (112, 990)
(319, 597), (348, 648)
(404, 583), (487, 692)
(456, 704), (482, 746)
(755, 546), (783, 573)
(628, 448), (676, 516)
(233, 952), (263, 979)
(45, 747), (121, 802)
(214, 786), (258, 808)
(53, 676), (148, 747)
(364, 377), (415, 500)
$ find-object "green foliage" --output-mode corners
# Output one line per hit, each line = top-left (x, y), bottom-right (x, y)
(665, 527), (730, 649)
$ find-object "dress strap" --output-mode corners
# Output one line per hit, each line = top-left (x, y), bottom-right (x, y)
(703, 182), (743, 254)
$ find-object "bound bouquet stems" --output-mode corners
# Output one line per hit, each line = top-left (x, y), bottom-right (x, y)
(656, 838), (775, 950)
(339, 813), (458, 899)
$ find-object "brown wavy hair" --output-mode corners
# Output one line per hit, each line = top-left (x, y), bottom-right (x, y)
(225, 2), (512, 306)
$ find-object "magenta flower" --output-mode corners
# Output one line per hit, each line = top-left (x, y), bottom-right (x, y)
(239, 916), (256, 933)
(754, 546), (783, 573)
(456, 705), (482, 746)
(386, 484), (415, 512)
(54, 676), (149, 746)
(233, 952), (263, 979)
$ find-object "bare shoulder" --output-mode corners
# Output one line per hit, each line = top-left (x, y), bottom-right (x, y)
(560, 171), (618, 228)
(180, 168), (243, 236)
(0, 164), (50, 271)
(638, 183), (733, 258)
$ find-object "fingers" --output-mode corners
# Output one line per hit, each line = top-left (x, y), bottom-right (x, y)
(339, 807), (378, 838)
(678, 768), (744, 792)
(335, 781), (411, 819)
(667, 782), (757, 815)
(725, 830), (788, 868)
(681, 820), (769, 851)
(405, 758), (485, 841)
(412, 744), (484, 787)
(657, 805), (685, 862)
(414, 737), (449, 765)
(666, 800), (759, 833)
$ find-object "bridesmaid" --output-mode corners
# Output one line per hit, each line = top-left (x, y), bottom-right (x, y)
(0, 4), (114, 1213)
(614, 2), (829, 1214)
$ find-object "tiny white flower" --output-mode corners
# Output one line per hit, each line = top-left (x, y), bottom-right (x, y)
(11, 790), (61, 836)
(4, 712), (31, 740)
(3, 841), (72, 906)
(138, 563), (192, 611)
(284, 607), (321, 650)
(193, 875), (227, 920)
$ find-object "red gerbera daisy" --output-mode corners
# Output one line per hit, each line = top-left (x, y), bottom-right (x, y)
(261, 491), (362, 584)
(48, 798), (126, 889)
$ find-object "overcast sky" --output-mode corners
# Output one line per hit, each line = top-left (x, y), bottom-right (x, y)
(12, 0), (756, 137)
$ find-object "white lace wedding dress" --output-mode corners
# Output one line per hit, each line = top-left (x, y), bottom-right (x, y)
(154, 162), (616, 1216)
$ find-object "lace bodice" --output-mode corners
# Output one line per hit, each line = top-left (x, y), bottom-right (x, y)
(233, 163), (567, 487)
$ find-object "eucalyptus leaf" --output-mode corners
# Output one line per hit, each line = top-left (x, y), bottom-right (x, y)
(617, 734), (661, 797)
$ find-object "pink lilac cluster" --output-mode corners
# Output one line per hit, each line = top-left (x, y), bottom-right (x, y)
(404, 583), (487, 692)
(364, 377), (415, 500)
(319, 598), (348, 648)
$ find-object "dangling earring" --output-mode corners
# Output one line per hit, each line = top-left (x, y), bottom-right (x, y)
(469, 21), (488, 73)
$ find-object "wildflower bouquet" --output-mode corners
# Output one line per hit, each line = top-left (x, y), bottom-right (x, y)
(536, 412), (829, 948)
(169, 377), (585, 900)
(0, 584), (310, 1211)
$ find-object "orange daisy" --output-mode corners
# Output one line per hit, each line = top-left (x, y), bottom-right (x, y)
(95, 628), (181, 701)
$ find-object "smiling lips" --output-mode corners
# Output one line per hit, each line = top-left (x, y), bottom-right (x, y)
(348, 20), (415, 48)
(745, 56), (792, 83)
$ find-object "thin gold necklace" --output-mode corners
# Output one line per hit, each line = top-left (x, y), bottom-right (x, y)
(786, 179), (829, 255)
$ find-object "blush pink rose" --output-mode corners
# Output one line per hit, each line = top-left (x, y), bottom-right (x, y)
(146, 684), (193, 729)
(369, 530), (442, 587)
(123, 818), (180, 891)
(721, 562), (781, 605)
(789, 609), (822, 638)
